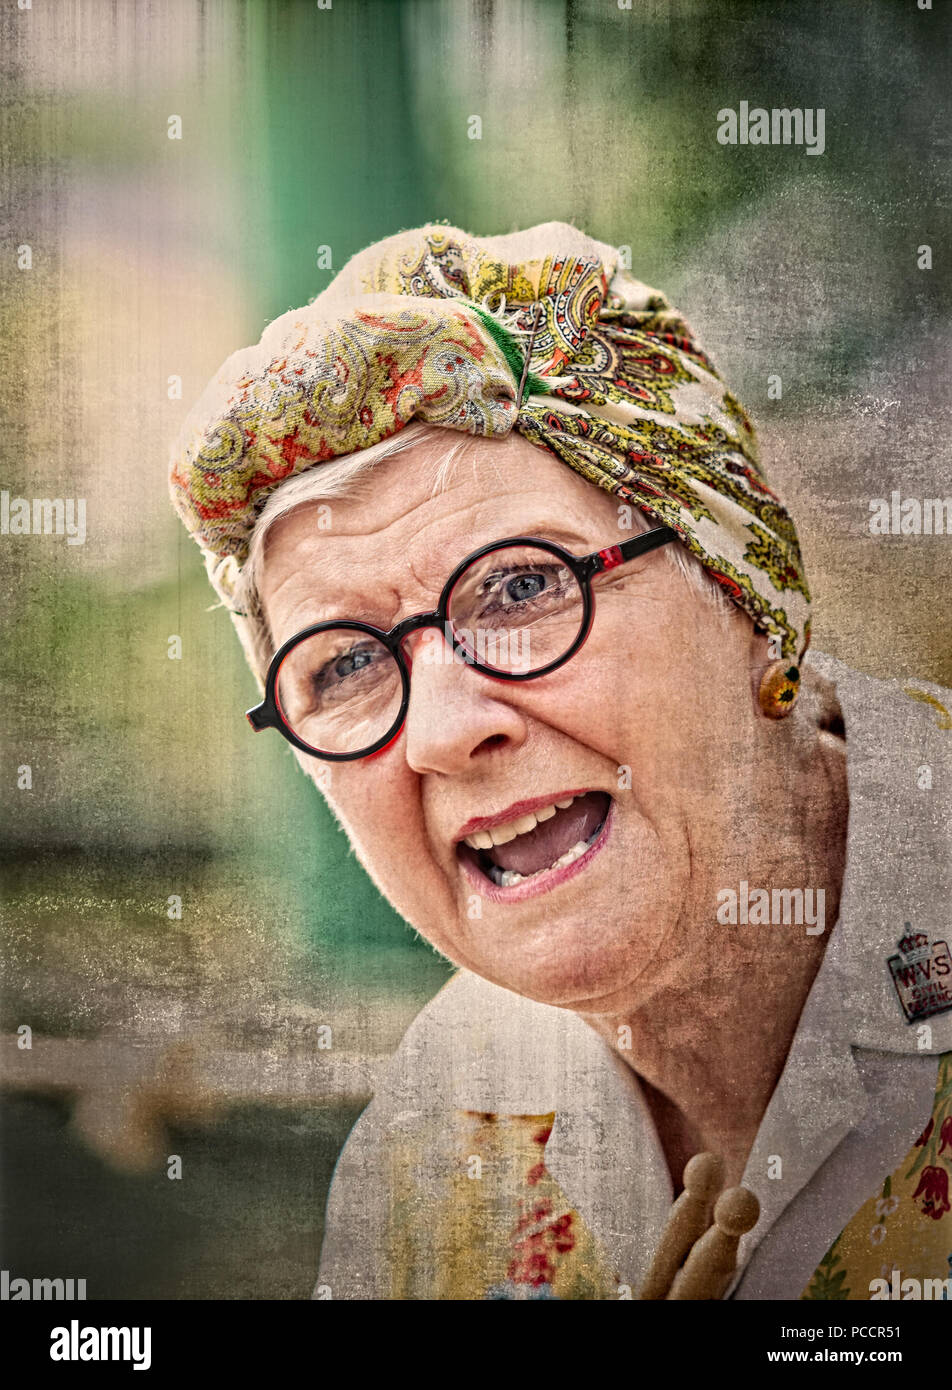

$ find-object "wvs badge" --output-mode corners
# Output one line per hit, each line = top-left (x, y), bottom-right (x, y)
(888, 926), (952, 1023)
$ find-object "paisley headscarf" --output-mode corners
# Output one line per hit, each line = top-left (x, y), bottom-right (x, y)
(169, 221), (810, 661)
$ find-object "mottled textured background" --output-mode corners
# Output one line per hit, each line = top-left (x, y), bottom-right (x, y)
(1, 0), (949, 1298)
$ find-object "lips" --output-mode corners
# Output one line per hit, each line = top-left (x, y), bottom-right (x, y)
(456, 790), (612, 889)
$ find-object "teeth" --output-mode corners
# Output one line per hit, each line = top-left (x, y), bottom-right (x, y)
(552, 838), (590, 870)
(510, 813), (539, 836)
(463, 794), (583, 850)
(483, 818), (607, 888)
(489, 823), (519, 846)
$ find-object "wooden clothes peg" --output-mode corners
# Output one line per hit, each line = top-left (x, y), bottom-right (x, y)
(667, 1185), (760, 1301)
(638, 1152), (724, 1301)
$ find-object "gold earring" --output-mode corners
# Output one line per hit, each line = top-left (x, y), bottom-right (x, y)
(758, 662), (800, 719)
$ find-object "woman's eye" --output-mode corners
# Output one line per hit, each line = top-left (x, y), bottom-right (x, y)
(503, 571), (547, 603)
(333, 647), (374, 679)
(483, 567), (560, 607)
(316, 643), (382, 689)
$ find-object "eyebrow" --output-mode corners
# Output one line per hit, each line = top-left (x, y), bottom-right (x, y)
(286, 522), (617, 632)
(519, 523), (593, 551)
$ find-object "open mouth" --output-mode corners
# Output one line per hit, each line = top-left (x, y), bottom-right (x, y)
(456, 790), (613, 891)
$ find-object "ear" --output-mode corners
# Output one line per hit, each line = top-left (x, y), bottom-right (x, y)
(748, 626), (773, 717)
(750, 627), (804, 721)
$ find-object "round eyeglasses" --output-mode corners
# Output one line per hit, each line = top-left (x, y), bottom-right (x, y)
(246, 525), (678, 761)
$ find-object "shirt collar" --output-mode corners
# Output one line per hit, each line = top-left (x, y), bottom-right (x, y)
(380, 652), (952, 1285)
(728, 652), (952, 1272)
(804, 650), (952, 1058)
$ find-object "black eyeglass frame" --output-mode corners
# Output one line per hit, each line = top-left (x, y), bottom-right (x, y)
(246, 524), (678, 761)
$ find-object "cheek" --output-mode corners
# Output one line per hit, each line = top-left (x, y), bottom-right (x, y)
(513, 593), (750, 784)
(315, 761), (437, 899)
(322, 764), (406, 840)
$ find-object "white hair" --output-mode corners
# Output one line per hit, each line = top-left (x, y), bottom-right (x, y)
(234, 422), (737, 682)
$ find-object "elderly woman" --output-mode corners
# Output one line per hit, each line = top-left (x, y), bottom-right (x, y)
(171, 223), (952, 1301)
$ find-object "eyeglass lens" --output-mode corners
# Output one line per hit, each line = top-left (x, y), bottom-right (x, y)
(275, 543), (586, 756)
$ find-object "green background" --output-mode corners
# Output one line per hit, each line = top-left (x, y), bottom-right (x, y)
(1, 0), (949, 1298)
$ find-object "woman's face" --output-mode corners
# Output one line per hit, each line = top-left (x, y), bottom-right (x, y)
(259, 429), (761, 1010)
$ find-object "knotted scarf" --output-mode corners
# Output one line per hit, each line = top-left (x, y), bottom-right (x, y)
(169, 221), (810, 661)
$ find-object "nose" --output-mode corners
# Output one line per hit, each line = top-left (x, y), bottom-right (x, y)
(400, 627), (528, 776)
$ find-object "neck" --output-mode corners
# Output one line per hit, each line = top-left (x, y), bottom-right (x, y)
(580, 673), (849, 1191)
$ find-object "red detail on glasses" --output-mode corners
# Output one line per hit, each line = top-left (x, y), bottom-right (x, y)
(598, 545), (624, 570)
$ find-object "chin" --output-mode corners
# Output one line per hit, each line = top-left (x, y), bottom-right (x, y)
(461, 910), (654, 1011)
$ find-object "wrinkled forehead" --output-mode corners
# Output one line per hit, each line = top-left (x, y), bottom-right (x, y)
(255, 428), (640, 637)
(262, 430), (631, 566)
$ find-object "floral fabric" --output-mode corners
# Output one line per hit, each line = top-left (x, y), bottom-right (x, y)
(169, 222), (810, 661)
(383, 1110), (619, 1300)
(356, 1053), (952, 1300)
(802, 1053), (952, 1300)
